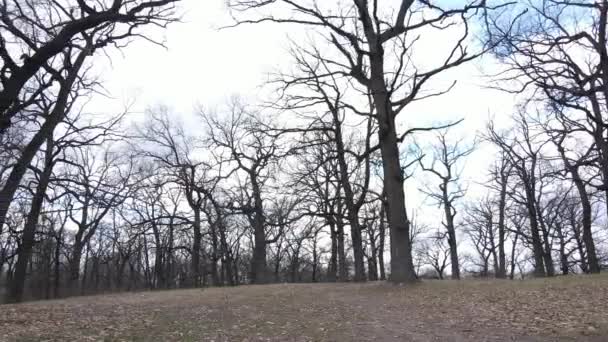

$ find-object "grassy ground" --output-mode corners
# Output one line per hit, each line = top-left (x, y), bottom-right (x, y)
(1, 275), (608, 341)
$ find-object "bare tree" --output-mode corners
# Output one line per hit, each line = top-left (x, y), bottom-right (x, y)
(0, 0), (179, 238)
(489, 152), (512, 278)
(290, 139), (349, 281)
(544, 118), (601, 273)
(0, 0), (179, 134)
(463, 197), (499, 276)
(418, 128), (474, 279)
(55, 145), (134, 293)
(486, 114), (553, 277)
(488, 0), (608, 216)
(419, 231), (451, 280)
(228, 0), (502, 283)
(204, 99), (292, 284)
(6, 94), (123, 302)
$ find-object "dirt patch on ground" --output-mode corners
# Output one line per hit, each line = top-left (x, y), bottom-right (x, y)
(1, 275), (607, 341)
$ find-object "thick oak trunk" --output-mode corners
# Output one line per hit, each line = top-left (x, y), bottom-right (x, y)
(191, 208), (202, 287)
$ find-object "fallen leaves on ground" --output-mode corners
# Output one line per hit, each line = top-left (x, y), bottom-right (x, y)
(1, 275), (607, 341)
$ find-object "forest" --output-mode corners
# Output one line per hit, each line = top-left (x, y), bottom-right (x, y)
(0, 0), (607, 309)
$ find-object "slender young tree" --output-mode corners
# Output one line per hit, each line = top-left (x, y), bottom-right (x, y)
(418, 129), (474, 280)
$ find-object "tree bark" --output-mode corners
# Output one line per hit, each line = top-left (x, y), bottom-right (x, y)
(378, 207), (387, 281)
(328, 219), (338, 282)
(54, 226), (63, 298)
(523, 181), (546, 277)
(332, 109), (366, 281)
(559, 147), (600, 273)
(6, 135), (55, 303)
(370, 73), (416, 282)
(496, 163), (509, 278)
(191, 208), (202, 287)
(209, 220), (220, 286)
(556, 222), (569, 275)
(441, 183), (460, 280)
(336, 214), (347, 281)
(250, 175), (269, 284)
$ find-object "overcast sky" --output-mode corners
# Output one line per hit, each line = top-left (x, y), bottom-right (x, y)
(92, 0), (521, 230)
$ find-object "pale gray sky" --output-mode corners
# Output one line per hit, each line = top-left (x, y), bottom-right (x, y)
(91, 0), (520, 233)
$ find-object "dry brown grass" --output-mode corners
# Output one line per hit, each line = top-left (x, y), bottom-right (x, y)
(1, 274), (608, 341)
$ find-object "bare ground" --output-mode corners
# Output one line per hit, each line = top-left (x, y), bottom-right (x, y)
(1, 275), (608, 341)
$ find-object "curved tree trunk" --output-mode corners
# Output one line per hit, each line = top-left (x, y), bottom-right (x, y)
(6, 135), (54, 303)
(0, 49), (87, 234)
(567, 161), (600, 273)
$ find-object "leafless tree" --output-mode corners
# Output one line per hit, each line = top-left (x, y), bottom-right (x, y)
(55, 145), (135, 293)
(0, 0), (179, 134)
(488, 0), (608, 217)
(463, 197), (499, 276)
(203, 99), (294, 284)
(488, 152), (512, 278)
(418, 128), (475, 279)
(542, 114), (601, 273)
(419, 231), (451, 280)
(0, 0), (180, 239)
(227, 0), (505, 283)
(486, 113), (554, 277)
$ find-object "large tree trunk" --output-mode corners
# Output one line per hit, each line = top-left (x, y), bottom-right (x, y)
(570, 211), (589, 273)
(442, 185), (460, 280)
(524, 185), (546, 277)
(569, 164), (600, 273)
(209, 221), (220, 286)
(348, 218), (366, 281)
(378, 227), (386, 280)
(383, 181), (416, 283)
(251, 226), (268, 284)
(167, 217), (175, 288)
(362, 17), (416, 283)
(336, 215), (347, 281)
(496, 168), (508, 278)
(152, 223), (164, 289)
(191, 208), (202, 287)
(367, 226), (379, 281)
(217, 216), (235, 286)
(367, 257), (378, 281)
(588, 94), (608, 217)
(6, 135), (54, 303)
(80, 243), (89, 295)
(556, 222), (569, 275)
(538, 217), (555, 277)
(54, 227), (63, 298)
(486, 218), (500, 277)
(378, 202), (387, 280)
(68, 239), (84, 294)
(250, 176), (269, 284)
(312, 234), (319, 282)
(328, 220), (338, 282)
(510, 232), (519, 279)
(369, 66), (416, 282)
